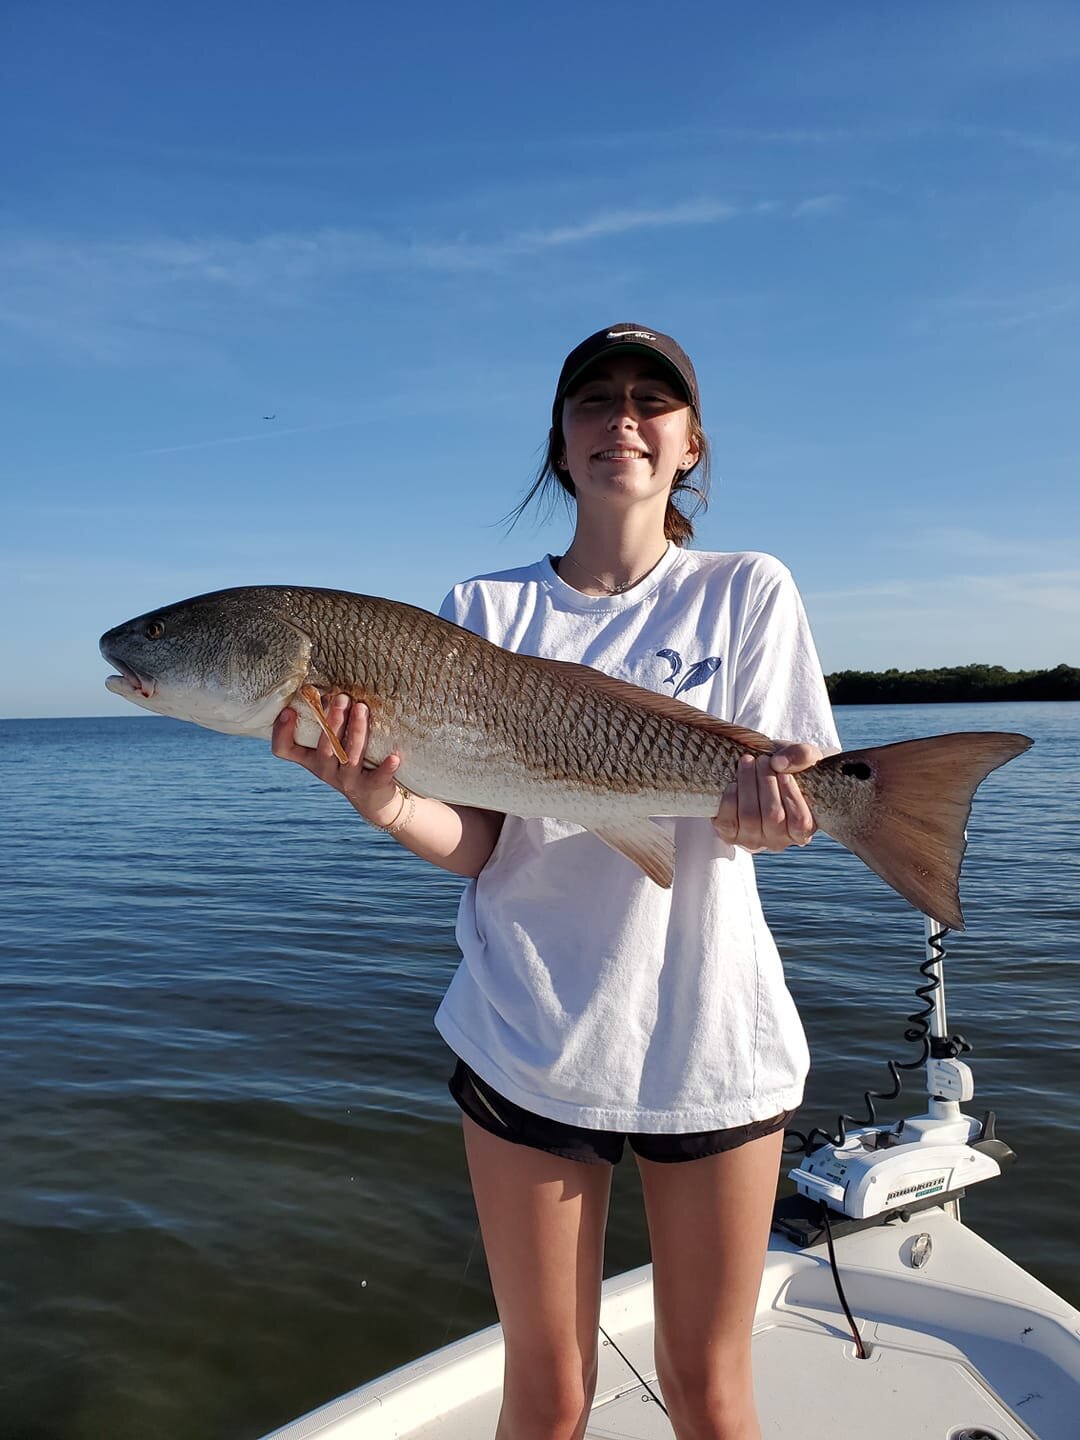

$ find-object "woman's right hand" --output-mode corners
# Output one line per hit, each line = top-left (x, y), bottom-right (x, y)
(273, 693), (504, 878)
(271, 695), (405, 827)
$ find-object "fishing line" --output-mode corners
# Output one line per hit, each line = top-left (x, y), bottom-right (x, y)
(441, 1223), (483, 1348)
(445, 1236), (670, 1414)
(598, 1323), (669, 1415)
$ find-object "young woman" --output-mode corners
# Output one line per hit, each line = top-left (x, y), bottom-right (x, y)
(272, 323), (840, 1440)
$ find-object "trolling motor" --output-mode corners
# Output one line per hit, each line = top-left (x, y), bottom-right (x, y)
(777, 916), (1016, 1245)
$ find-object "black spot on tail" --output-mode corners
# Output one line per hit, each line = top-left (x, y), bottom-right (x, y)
(841, 760), (873, 780)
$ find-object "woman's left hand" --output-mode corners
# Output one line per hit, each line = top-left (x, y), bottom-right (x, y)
(712, 743), (824, 853)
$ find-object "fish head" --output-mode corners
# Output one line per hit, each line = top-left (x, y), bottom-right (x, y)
(100, 589), (312, 736)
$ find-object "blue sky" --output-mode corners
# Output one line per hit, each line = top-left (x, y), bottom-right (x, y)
(3, 1), (1078, 717)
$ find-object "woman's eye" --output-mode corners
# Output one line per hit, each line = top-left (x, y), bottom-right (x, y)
(572, 387), (676, 408)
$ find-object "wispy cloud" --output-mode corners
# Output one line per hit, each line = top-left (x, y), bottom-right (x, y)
(418, 197), (831, 268)
(889, 527), (1079, 565)
(955, 123), (1080, 162)
(0, 198), (829, 294)
(517, 200), (746, 248)
(791, 194), (844, 218)
(0, 197), (842, 357)
(910, 284), (1080, 335)
(809, 567), (1080, 616)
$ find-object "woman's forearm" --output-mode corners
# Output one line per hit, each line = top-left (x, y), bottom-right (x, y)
(360, 789), (504, 877)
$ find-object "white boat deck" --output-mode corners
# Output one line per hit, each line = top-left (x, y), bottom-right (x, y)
(261, 1206), (1080, 1439)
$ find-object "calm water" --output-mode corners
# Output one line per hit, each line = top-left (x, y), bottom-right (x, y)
(0, 703), (1077, 1439)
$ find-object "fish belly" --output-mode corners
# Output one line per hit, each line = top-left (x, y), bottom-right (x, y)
(390, 739), (720, 826)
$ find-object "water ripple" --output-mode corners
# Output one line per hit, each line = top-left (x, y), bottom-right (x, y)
(0, 704), (1076, 1438)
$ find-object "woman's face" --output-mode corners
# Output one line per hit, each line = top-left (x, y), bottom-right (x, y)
(560, 355), (699, 511)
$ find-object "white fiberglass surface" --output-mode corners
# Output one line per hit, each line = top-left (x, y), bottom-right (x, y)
(261, 1219), (1080, 1440)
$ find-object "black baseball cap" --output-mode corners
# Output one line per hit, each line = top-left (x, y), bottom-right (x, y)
(552, 323), (700, 422)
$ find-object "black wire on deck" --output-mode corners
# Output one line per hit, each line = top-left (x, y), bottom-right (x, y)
(819, 1205), (868, 1359)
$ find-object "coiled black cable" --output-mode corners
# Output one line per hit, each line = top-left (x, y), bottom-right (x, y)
(784, 925), (958, 1156)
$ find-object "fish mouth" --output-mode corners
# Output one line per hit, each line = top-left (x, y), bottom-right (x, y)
(103, 654), (156, 701)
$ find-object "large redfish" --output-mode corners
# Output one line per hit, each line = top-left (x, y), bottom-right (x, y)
(100, 585), (1031, 928)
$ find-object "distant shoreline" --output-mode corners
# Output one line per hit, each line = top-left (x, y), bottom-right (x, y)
(824, 663), (1079, 705)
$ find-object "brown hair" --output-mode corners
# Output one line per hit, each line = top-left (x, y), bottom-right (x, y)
(508, 407), (712, 545)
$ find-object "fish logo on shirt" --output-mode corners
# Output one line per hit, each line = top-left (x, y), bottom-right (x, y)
(655, 649), (722, 698)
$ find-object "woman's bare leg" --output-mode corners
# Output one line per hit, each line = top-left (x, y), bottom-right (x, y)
(462, 1116), (614, 1440)
(636, 1129), (784, 1440)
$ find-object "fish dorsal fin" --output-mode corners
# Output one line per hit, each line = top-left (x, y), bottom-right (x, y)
(523, 655), (776, 755)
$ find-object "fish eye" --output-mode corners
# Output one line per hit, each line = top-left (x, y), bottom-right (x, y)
(145, 619), (166, 641)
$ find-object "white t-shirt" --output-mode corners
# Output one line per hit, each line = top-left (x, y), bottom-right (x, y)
(434, 544), (840, 1133)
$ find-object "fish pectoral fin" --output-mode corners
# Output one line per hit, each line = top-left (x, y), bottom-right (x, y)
(298, 685), (349, 764)
(589, 819), (675, 889)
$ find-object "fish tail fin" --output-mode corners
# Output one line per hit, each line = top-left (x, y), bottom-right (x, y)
(811, 731), (1032, 929)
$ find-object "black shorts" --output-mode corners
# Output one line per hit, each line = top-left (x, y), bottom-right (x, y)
(449, 1059), (792, 1166)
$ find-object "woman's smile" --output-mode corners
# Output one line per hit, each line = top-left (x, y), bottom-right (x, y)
(592, 445), (651, 461)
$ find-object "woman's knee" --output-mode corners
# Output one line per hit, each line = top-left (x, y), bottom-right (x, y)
(500, 1349), (599, 1440)
(654, 1349), (758, 1440)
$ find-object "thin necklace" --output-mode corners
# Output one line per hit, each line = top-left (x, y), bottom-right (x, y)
(558, 545), (669, 595)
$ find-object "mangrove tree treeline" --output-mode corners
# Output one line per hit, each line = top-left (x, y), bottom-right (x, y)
(824, 663), (1080, 704)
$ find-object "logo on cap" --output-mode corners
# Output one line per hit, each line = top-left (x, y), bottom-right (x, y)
(607, 329), (657, 341)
